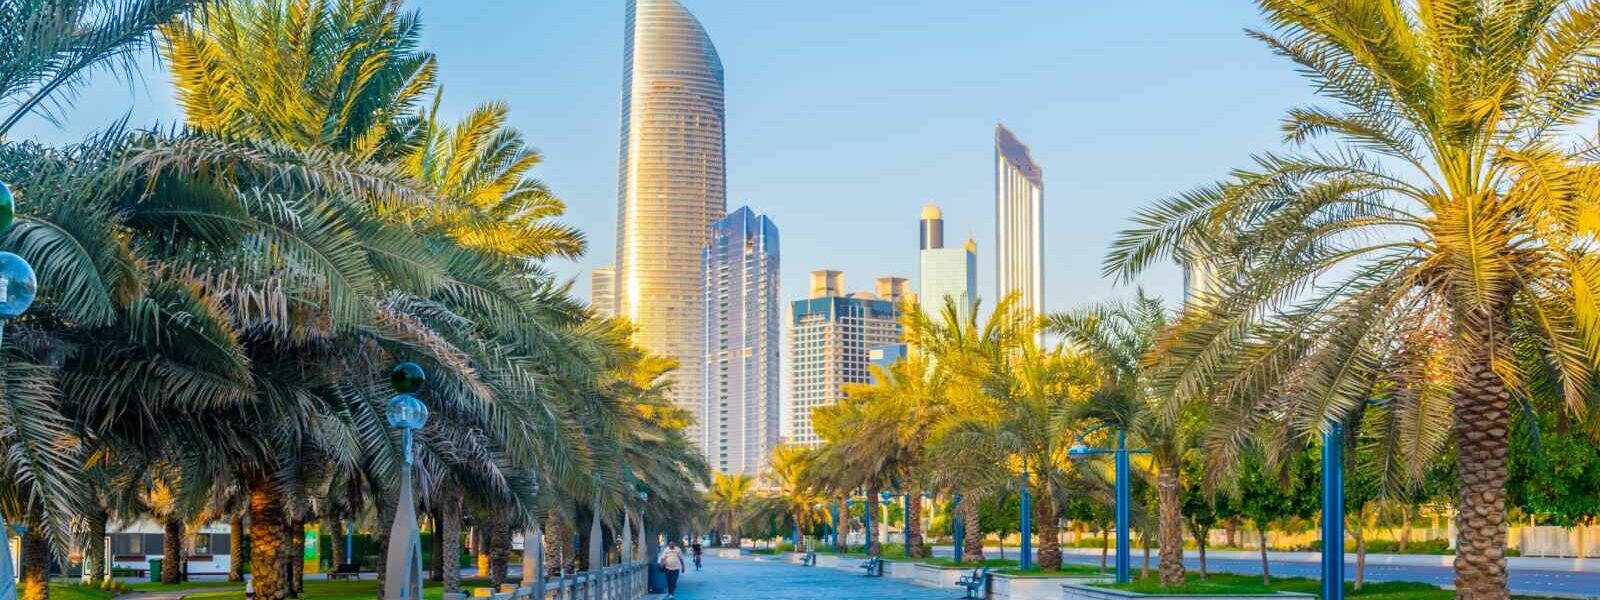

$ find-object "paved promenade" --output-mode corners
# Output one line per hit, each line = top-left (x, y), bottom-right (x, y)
(673, 555), (939, 599)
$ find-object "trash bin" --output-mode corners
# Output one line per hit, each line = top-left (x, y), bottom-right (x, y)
(148, 559), (163, 582)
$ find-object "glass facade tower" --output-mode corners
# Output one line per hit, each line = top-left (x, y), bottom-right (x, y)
(918, 204), (977, 315)
(995, 124), (1044, 320)
(701, 207), (780, 476)
(616, 0), (726, 430)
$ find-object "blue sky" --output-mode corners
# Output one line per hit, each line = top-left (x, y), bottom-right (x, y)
(13, 0), (1319, 314)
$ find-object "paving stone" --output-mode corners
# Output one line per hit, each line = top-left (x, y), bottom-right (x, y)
(673, 556), (944, 599)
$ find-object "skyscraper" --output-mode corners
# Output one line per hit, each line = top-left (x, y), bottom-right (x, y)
(995, 124), (1044, 319)
(591, 266), (616, 319)
(616, 0), (725, 427)
(701, 207), (780, 476)
(918, 204), (977, 315)
(788, 271), (904, 447)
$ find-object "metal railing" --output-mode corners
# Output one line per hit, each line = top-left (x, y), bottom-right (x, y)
(443, 562), (650, 600)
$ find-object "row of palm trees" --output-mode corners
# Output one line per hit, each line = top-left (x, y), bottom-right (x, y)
(1, 2), (707, 600)
(775, 3), (1600, 599)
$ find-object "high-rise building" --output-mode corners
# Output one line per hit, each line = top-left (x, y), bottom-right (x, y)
(701, 207), (780, 476)
(616, 0), (726, 428)
(591, 266), (616, 319)
(995, 124), (1044, 320)
(918, 204), (977, 315)
(788, 271), (904, 447)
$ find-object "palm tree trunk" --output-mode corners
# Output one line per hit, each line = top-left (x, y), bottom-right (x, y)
(544, 518), (571, 574)
(865, 488), (881, 556)
(229, 517), (246, 582)
(327, 518), (344, 574)
(1100, 528), (1108, 570)
(162, 517), (184, 584)
(1452, 351), (1512, 600)
(488, 515), (510, 584)
(962, 496), (983, 561)
(1036, 486), (1061, 571)
(1157, 460), (1186, 587)
(1257, 526), (1270, 585)
(1355, 521), (1366, 592)
(248, 474), (289, 600)
(906, 489), (925, 558)
(439, 484), (463, 591)
(287, 516), (304, 597)
(84, 508), (108, 584)
(20, 513), (49, 600)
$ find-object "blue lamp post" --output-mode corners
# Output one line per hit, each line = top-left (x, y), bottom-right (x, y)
(1322, 420), (1346, 600)
(951, 494), (964, 563)
(0, 179), (36, 600)
(1068, 424), (1149, 584)
(1019, 466), (1033, 571)
(382, 363), (429, 600)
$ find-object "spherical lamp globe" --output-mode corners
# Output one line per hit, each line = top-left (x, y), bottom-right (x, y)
(0, 252), (38, 319)
(386, 393), (429, 430)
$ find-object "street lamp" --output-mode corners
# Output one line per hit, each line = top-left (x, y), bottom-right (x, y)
(382, 363), (429, 600)
(1019, 465), (1033, 570)
(0, 179), (37, 600)
(1322, 420), (1346, 600)
(1067, 423), (1149, 584)
(952, 494), (965, 563)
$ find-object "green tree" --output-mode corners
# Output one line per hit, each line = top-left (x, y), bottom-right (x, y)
(1105, 2), (1600, 596)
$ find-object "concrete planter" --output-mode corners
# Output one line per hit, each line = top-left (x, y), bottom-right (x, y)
(708, 547), (742, 559)
(815, 554), (841, 568)
(912, 563), (973, 589)
(987, 573), (1103, 600)
(883, 560), (916, 579)
(1060, 582), (1316, 600)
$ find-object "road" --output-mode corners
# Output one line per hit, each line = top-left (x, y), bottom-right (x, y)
(916, 545), (1600, 597)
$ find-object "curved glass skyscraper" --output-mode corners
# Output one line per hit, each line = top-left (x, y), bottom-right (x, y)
(616, 0), (726, 437)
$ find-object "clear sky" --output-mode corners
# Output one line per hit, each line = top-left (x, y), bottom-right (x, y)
(13, 0), (1319, 314)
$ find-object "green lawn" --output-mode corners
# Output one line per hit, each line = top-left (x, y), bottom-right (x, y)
(992, 562), (1106, 577)
(49, 584), (117, 600)
(125, 581), (244, 593)
(1097, 573), (1561, 599)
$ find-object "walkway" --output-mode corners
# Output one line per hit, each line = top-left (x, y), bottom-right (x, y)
(673, 556), (940, 600)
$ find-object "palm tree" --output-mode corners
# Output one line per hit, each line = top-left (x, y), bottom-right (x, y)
(706, 474), (753, 547)
(1105, 2), (1600, 596)
(767, 446), (828, 552)
(0, 0), (202, 136)
(904, 294), (1033, 562)
(1049, 292), (1190, 586)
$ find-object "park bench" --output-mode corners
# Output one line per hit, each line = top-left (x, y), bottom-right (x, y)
(956, 566), (989, 599)
(858, 556), (883, 577)
(801, 550), (817, 566)
(328, 563), (363, 581)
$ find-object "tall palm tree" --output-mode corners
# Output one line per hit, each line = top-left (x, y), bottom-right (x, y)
(1049, 291), (1190, 586)
(706, 473), (753, 547)
(1105, 2), (1600, 596)
(904, 294), (1032, 562)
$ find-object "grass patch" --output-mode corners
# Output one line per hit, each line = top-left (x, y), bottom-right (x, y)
(125, 581), (244, 593)
(993, 563), (1106, 578)
(917, 557), (1019, 568)
(49, 584), (118, 600)
(1095, 573), (1560, 598)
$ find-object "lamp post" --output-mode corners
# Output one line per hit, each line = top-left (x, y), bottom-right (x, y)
(1019, 466), (1033, 571)
(952, 494), (964, 564)
(382, 362), (429, 600)
(1068, 424), (1149, 584)
(1322, 420), (1346, 600)
(0, 179), (38, 600)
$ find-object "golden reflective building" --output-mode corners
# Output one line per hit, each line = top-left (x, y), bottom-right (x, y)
(616, 0), (726, 432)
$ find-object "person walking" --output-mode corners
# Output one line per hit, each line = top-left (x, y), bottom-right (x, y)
(659, 540), (686, 598)
(690, 541), (703, 571)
